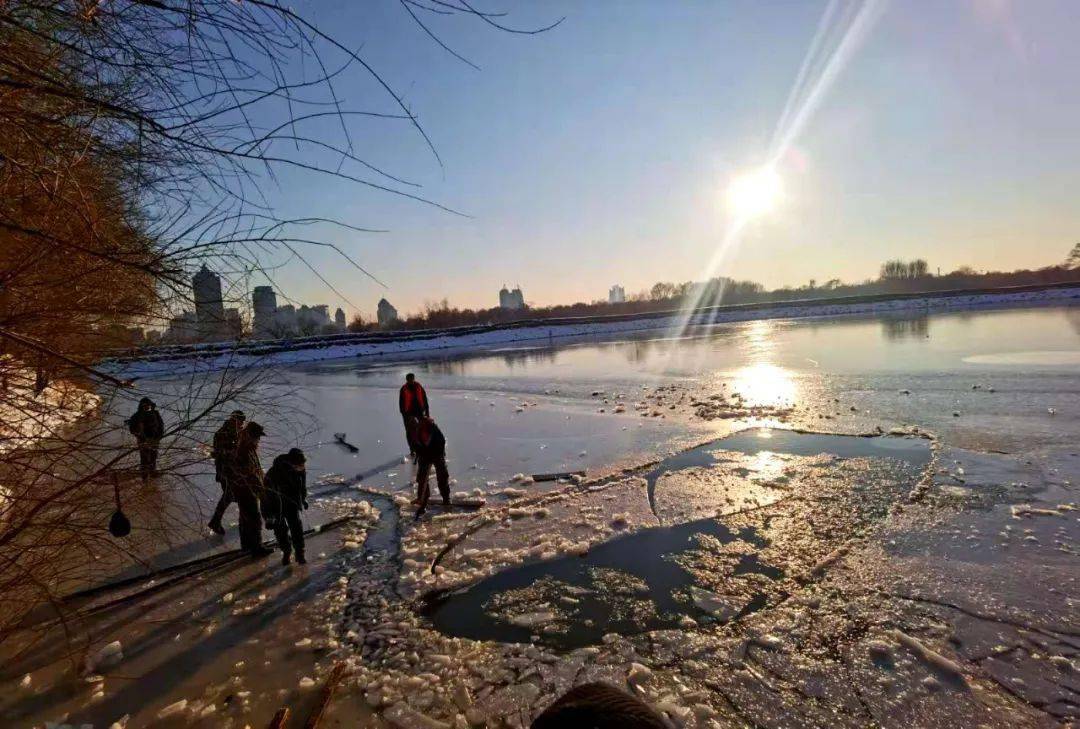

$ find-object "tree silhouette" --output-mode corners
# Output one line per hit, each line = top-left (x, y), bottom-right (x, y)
(1067, 243), (1080, 268)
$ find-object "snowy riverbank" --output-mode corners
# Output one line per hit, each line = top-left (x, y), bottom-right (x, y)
(109, 284), (1080, 378)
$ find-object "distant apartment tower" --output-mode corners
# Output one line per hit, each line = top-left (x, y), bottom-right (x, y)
(192, 265), (228, 340)
(334, 307), (347, 330)
(252, 286), (277, 337)
(377, 298), (399, 327)
(499, 285), (525, 310)
(609, 284), (626, 304)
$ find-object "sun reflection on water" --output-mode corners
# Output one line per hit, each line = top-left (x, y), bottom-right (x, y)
(746, 449), (787, 483)
(729, 362), (798, 409)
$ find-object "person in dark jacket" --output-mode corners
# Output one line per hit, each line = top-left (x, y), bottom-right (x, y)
(413, 416), (450, 517)
(262, 448), (308, 565)
(128, 397), (165, 481)
(228, 421), (272, 558)
(207, 410), (245, 535)
(398, 373), (429, 457)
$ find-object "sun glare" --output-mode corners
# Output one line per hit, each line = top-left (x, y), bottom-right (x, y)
(730, 362), (797, 408)
(725, 167), (782, 220)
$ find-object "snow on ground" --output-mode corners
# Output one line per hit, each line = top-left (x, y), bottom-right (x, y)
(0, 366), (99, 456)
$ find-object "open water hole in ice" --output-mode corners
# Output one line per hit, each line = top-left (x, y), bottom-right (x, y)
(425, 428), (932, 650)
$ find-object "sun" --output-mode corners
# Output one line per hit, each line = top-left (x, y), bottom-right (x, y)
(725, 166), (782, 220)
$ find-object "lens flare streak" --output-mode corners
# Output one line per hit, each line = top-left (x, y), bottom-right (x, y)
(672, 0), (887, 338)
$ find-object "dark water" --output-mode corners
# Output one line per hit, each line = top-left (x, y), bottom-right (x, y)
(360, 494), (399, 554)
(424, 428), (931, 649)
(424, 517), (779, 649)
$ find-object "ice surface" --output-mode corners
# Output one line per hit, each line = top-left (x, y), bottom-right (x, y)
(6, 305), (1080, 727)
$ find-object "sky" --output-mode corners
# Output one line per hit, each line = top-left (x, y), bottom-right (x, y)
(254, 0), (1080, 320)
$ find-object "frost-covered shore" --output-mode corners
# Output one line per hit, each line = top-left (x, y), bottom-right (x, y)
(109, 284), (1080, 379)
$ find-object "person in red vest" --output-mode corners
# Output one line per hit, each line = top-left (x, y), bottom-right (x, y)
(398, 372), (429, 456)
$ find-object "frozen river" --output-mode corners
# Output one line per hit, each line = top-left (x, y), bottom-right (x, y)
(281, 304), (1080, 484)
(3, 304), (1079, 728)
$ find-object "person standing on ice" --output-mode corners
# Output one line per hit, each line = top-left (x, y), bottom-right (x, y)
(229, 421), (272, 558)
(207, 410), (245, 535)
(398, 372), (430, 457)
(262, 448), (308, 565)
(413, 416), (450, 517)
(127, 397), (165, 481)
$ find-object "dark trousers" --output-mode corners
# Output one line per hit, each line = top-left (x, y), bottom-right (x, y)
(402, 414), (420, 454)
(138, 440), (159, 478)
(273, 509), (305, 558)
(416, 454), (450, 510)
(233, 486), (263, 552)
(209, 479), (233, 526)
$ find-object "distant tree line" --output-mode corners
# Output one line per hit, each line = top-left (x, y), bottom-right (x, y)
(880, 258), (929, 280)
(350, 249), (1080, 332)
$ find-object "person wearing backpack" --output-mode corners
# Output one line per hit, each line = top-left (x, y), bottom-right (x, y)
(127, 397), (165, 481)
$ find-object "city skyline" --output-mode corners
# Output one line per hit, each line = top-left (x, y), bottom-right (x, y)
(235, 2), (1078, 317)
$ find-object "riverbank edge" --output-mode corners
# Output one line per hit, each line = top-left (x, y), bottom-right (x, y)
(109, 282), (1080, 378)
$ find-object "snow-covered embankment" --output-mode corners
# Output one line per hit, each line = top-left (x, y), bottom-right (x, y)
(111, 285), (1080, 379)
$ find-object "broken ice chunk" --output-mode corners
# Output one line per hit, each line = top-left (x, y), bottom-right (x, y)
(508, 612), (555, 629)
(689, 587), (742, 620)
(156, 699), (187, 719)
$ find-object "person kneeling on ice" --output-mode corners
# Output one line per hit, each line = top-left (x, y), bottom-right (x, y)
(262, 448), (309, 565)
(413, 416), (450, 517)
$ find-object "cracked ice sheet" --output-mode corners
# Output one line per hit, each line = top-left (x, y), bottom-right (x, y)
(345, 437), (1074, 727)
(651, 452), (806, 525)
(815, 449), (1080, 722)
(427, 477), (657, 588)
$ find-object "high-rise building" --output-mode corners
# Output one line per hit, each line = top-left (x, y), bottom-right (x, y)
(609, 284), (626, 304)
(192, 265), (227, 340)
(334, 307), (347, 330)
(377, 298), (399, 327)
(499, 285), (525, 310)
(252, 286), (277, 337)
